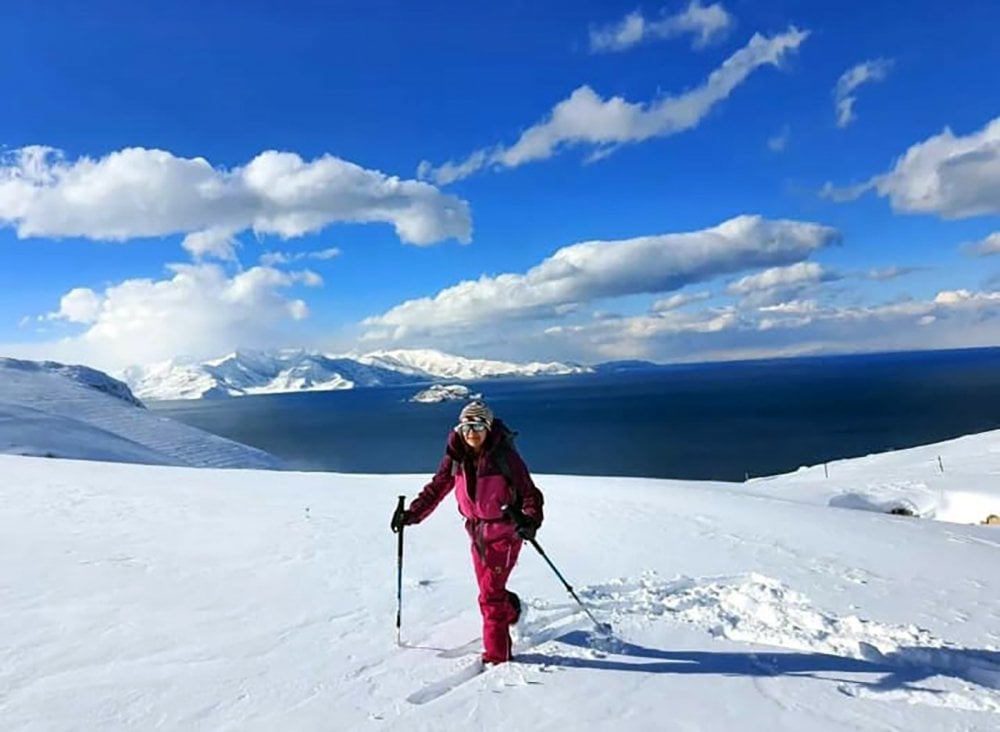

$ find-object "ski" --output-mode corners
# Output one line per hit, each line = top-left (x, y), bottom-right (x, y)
(406, 658), (486, 705)
(437, 638), (481, 659)
(398, 637), (481, 659)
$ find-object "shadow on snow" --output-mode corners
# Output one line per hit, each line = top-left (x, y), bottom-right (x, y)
(516, 630), (1000, 694)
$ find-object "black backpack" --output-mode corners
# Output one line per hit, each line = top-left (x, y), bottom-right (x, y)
(492, 423), (521, 509)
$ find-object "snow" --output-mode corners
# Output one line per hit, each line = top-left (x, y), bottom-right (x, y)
(409, 384), (479, 403)
(0, 357), (281, 469)
(1, 359), (998, 730)
(746, 430), (1000, 525)
(121, 350), (383, 401)
(121, 348), (590, 401)
(355, 348), (591, 381)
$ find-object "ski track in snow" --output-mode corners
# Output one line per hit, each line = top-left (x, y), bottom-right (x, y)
(399, 571), (1000, 715)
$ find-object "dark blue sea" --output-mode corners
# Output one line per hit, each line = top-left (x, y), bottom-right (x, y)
(148, 348), (1000, 482)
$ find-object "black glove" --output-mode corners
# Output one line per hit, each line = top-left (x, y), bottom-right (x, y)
(515, 521), (537, 541)
(391, 506), (413, 533)
(502, 503), (538, 541)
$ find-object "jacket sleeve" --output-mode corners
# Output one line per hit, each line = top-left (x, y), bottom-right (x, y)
(506, 449), (544, 527)
(408, 453), (456, 523)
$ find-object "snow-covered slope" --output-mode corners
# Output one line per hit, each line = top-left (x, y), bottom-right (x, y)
(747, 429), (1000, 525)
(0, 426), (998, 729)
(0, 357), (280, 469)
(121, 348), (592, 400)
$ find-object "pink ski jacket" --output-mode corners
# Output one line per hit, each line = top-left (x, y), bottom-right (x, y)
(408, 419), (544, 537)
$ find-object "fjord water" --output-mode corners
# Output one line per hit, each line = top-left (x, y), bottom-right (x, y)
(149, 348), (1000, 481)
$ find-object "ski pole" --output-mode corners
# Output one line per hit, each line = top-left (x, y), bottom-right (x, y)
(394, 495), (405, 646)
(526, 537), (612, 635)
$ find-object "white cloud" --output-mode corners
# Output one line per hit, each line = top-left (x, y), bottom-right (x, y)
(46, 288), (102, 324)
(181, 227), (240, 261)
(753, 301), (862, 332)
(0, 146), (472, 246)
(834, 58), (893, 128)
(933, 288), (1000, 307)
(757, 299), (817, 313)
(346, 276), (1000, 366)
(589, 2), (735, 54)
(533, 286), (1000, 364)
(310, 248), (341, 260)
(727, 262), (833, 295)
(727, 262), (840, 308)
(818, 180), (870, 203)
(259, 247), (342, 266)
(743, 288), (1000, 333)
(529, 306), (746, 362)
(362, 215), (839, 339)
(863, 266), (921, 281)
(767, 125), (790, 152)
(620, 306), (740, 338)
(963, 231), (1000, 256)
(590, 10), (646, 53)
(26, 263), (323, 370)
(650, 291), (712, 312)
(821, 115), (1000, 218)
(420, 27), (809, 184)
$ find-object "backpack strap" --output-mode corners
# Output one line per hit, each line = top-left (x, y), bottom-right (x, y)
(493, 430), (520, 510)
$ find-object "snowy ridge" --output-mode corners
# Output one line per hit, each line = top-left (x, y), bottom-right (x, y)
(356, 348), (591, 380)
(121, 348), (588, 401)
(121, 349), (419, 401)
(0, 358), (280, 469)
(2, 357), (144, 407)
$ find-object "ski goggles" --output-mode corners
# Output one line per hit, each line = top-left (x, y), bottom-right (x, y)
(455, 420), (490, 435)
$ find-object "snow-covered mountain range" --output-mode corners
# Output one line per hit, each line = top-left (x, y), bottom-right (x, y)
(120, 348), (592, 401)
(356, 349), (590, 380)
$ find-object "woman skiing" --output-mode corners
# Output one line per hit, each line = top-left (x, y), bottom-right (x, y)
(391, 400), (544, 664)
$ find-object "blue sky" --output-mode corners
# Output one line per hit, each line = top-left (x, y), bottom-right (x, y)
(2, 0), (999, 370)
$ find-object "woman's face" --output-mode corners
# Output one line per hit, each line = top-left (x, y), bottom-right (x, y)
(457, 421), (489, 450)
